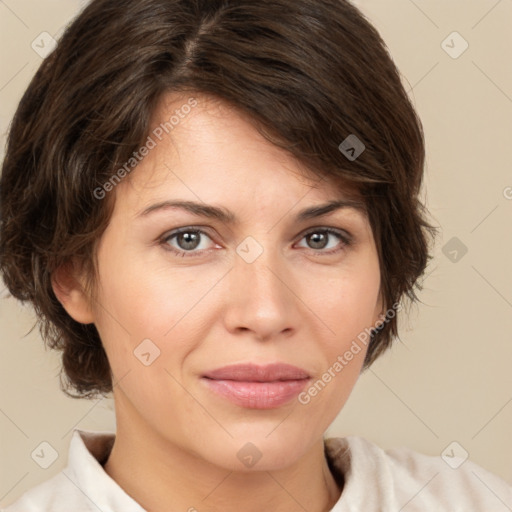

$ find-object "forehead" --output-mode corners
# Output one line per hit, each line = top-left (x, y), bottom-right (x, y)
(116, 92), (365, 216)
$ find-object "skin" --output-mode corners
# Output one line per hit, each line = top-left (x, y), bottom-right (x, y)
(53, 93), (383, 512)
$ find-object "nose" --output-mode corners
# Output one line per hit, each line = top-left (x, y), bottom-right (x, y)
(222, 239), (301, 342)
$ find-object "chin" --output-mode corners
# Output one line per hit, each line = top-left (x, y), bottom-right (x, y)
(194, 426), (315, 472)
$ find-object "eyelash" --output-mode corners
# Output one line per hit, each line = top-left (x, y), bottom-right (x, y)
(159, 226), (352, 258)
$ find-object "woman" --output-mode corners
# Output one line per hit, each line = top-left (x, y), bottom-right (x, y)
(1, 0), (510, 510)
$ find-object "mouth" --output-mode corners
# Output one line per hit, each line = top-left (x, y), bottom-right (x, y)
(201, 363), (311, 409)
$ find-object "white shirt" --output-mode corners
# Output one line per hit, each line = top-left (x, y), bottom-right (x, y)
(2, 429), (511, 511)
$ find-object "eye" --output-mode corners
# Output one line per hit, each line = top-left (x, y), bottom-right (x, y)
(160, 226), (352, 258)
(161, 228), (217, 257)
(296, 228), (352, 255)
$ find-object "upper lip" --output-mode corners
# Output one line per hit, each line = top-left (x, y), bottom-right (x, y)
(202, 363), (310, 382)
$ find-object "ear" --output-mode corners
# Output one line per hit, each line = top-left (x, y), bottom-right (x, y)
(372, 288), (386, 326)
(51, 259), (95, 324)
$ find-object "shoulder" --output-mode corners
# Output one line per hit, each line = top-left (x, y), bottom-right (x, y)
(325, 436), (512, 511)
(1, 471), (92, 512)
(1, 429), (144, 512)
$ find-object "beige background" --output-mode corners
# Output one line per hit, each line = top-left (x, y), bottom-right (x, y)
(1, 0), (511, 507)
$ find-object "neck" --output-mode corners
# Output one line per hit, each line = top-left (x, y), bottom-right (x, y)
(103, 399), (343, 512)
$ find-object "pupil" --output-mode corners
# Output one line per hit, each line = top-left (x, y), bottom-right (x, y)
(178, 232), (200, 250)
(309, 232), (327, 249)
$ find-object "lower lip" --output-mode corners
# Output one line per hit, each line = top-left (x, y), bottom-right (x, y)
(202, 378), (310, 409)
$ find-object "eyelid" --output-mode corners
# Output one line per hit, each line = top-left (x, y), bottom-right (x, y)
(299, 225), (353, 243)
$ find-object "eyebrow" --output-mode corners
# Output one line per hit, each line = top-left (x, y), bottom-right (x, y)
(137, 198), (366, 223)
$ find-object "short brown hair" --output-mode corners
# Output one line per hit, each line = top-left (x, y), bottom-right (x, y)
(0, 0), (437, 398)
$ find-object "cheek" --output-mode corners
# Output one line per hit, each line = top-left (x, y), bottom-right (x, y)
(307, 256), (380, 339)
(297, 271), (377, 418)
(91, 253), (219, 375)
(300, 255), (379, 400)
(93, 241), (187, 334)
(90, 269), (200, 410)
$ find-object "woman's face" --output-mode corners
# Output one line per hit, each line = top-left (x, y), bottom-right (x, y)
(88, 93), (383, 470)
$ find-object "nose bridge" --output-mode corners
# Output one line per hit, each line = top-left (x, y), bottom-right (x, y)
(235, 233), (287, 298)
(225, 233), (297, 338)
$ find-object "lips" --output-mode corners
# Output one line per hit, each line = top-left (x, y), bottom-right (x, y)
(202, 363), (310, 381)
(201, 363), (311, 409)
